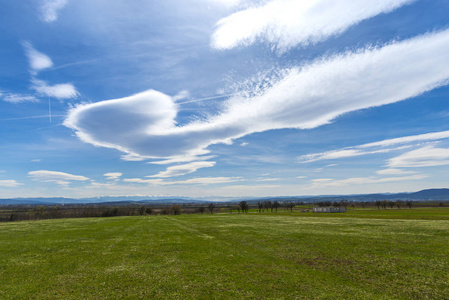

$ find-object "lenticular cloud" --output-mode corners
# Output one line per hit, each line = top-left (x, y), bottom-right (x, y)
(64, 30), (449, 162)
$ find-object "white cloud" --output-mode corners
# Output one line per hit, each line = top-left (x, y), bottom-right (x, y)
(256, 177), (281, 182)
(0, 180), (23, 188)
(29, 170), (89, 186)
(240, 142), (249, 146)
(22, 42), (53, 73)
(360, 131), (449, 148)
(211, 0), (414, 52)
(39, 0), (68, 23)
(31, 79), (79, 100)
(148, 161), (216, 178)
(121, 153), (148, 161)
(209, 0), (243, 8)
(172, 90), (190, 102)
(388, 146), (449, 168)
(65, 30), (449, 163)
(298, 146), (412, 163)
(124, 176), (242, 185)
(2, 93), (39, 104)
(376, 168), (416, 175)
(299, 130), (449, 163)
(148, 155), (216, 165)
(104, 172), (122, 180)
(311, 174), (427, 188)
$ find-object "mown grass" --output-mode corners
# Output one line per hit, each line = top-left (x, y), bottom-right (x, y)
(1, 210), (449, 299)
(299, 207), (449, 220)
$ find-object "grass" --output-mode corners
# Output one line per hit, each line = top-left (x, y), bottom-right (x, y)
(1, 209), (449, 299)
(300, 206), (449, 220)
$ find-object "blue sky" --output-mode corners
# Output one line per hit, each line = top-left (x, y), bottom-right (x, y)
(1, 0), (449, 198)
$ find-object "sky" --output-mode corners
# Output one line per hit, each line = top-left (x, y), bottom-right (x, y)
(1, 0), (449, 199)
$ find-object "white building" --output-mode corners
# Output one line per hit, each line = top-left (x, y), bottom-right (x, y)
(313, 207), (347, 213)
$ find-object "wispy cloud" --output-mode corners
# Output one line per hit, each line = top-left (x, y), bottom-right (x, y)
(299, 130), (449, 163)
(28, 170), (89, 186)
(256, 177), (281, 182)
(211, 0), (415, 52)
(22, 43), (78, 101)
(148, 161), (216, 178)
(39, 0), (68, 23)
(310, 174), (427, 188)
(0, 180), (23, 188)
(1, 93), (39, 104)
(124, 176), (242, 185)
(31, 79), (79, 100)
(376, 168), (416, 175)
(172, 90), (190, 102)
(65, 30), (449, 164)
(388, 146), (449, 168)
(22, 42), (53, 74)
(104, 172), (122, 180)
(148, 155), (217, 165)
(209, 0), (243, 8)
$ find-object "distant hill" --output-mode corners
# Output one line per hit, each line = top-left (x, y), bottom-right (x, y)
(252, 188), (449, 203)
(1, 188), (449, 205)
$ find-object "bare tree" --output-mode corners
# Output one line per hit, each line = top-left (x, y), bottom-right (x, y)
(170, 205), (182, 215)
(406, 201), (413, 209)
(239, 201), (249, 213)
(145, 207), (153, 215)
(232, 205), (241, 213)
(285, 201), (295, 212)
(272, 201), (280, 212)
(375, 200), (381, 210)
(264, 201), (272, 212)
(208, 203), (216, 214)
(138, 206), (146, 215)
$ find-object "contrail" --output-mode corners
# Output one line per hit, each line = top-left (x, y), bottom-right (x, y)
(177, 93), (240, 105)
(46, 70), (51, 123)
(0, 115), (65, 121)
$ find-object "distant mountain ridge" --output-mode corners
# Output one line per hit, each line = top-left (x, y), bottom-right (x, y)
(1, 188), (449, 205)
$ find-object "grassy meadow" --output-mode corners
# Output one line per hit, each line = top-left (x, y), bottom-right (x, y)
(1, 209), (449, 299)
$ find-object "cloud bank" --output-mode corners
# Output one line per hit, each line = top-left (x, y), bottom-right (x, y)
(65, 30), (449, 163)
(211, 0), (415, 52)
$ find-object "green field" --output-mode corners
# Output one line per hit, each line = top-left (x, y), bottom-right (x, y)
(1, 209), (449, 299)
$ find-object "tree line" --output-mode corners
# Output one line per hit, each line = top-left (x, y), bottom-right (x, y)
(1, 199), (445, 222)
